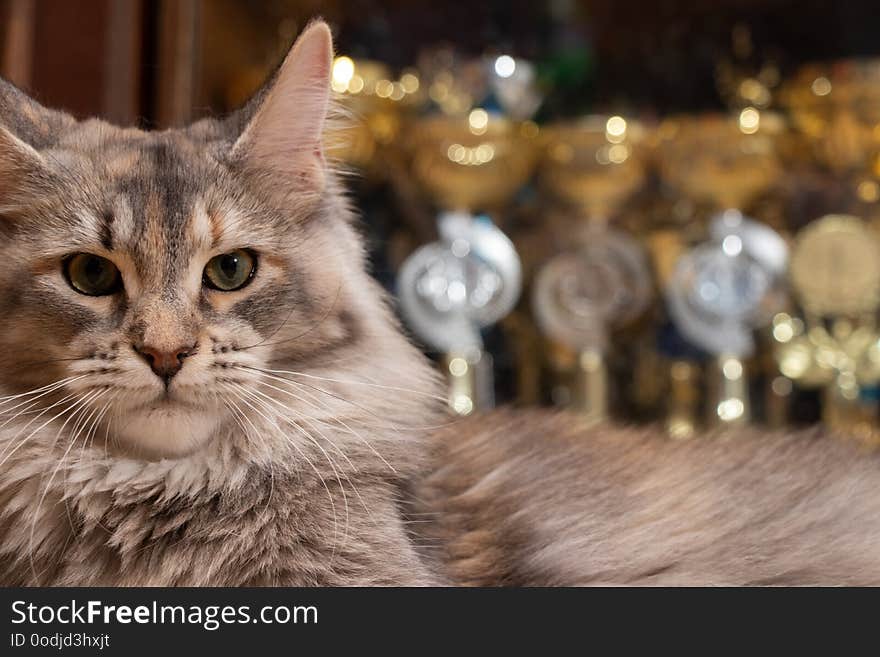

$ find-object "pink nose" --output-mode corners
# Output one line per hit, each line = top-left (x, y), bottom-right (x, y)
(133, 343), (196, 380)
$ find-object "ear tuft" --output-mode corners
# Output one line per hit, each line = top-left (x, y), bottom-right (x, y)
(232, 21), (333, 198)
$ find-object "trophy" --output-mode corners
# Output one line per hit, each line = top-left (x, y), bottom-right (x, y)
(397, 113), (537, 414)
(327, 56), (423, 175)
(775, 215), (880, 440)
(779, 60), (880, 235)
(659, 114), (783, 214)
(659, 114), (786, 430)
(532, 116), (652, 422)
(779, 60), (880, 176)
(667, 210), (788, 427)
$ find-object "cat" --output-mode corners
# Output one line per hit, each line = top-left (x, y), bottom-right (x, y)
(1, 20), (879, 586)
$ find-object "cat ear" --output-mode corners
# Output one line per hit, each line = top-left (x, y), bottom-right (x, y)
(0, 79), (61, 217)
(0, 77), (73, 149)
(231, 21), (333, 197)
(0, 126), (48, 216)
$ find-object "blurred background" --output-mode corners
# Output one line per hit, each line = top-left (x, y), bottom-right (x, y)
(4, 0), (880, 441)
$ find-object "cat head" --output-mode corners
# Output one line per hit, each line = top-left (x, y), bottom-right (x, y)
(0, 22), (439, 459)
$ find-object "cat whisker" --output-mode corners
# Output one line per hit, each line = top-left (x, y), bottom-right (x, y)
(0, 398), (53, 429)
(28, 387), (108, 583)
(79, 389), (119, 462)
(100, 391), (120, 462)
(239, 364), (458, 437)
(243, 384), (372, 520)
(224, 383), (342, 555)
(293, 419), (372, 520)
(0, 390), (82, 439)
(226, 387), (276, 511)
(239, 386), (354, 545)
(0, 375), (87, 411)
(247, 374), (399, 491)
(0, 390), (87, 466)
(242, 364), (449, 405)
(37, 389), (108, 483)
(272, 382), (402, 478)
(228, 383), (352, 548)
(63, 390), (119, 540)
(0, 375), (80, 402)
(236, 366), (408, 438)
(223, 383), (286, 507)
(246, 372), (399, 475)
(242, 384), (355, 468)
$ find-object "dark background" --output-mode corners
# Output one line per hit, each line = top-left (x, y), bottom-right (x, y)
(1, 0), (877, 127)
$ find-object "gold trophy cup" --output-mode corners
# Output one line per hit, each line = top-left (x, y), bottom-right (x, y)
(660, 114), (786, 431)
(397, 112), (538, 414)
(327, 56), (425, 175)
(533, 116), (652, 423)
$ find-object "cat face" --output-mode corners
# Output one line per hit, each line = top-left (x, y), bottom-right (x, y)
(0, 23), (435, 458)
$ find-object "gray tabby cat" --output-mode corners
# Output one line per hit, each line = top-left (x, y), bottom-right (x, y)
(0, 21), (879, 586)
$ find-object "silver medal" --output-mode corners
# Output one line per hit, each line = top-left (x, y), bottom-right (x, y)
(532, 229), (651, 352)
(397, 212), (522, 353)
(667, 211), (787, 357)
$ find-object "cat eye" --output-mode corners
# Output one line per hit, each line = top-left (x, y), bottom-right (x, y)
(63, 253), (122, 296)
(203, 249), (257, 291)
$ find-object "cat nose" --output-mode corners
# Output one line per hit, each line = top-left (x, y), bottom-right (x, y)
(133, 342), (196, 381)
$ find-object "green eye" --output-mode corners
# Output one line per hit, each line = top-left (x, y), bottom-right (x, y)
(203, 249), (257, 291)
(63, 253), (122, 296)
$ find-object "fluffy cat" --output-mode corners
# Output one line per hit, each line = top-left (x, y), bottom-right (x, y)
(0, 21), (879, 586)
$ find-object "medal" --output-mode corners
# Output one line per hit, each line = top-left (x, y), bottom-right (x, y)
(776, 215), (880, 438)
(398, 213), (521, 414)
(532, 229), (651, 422)
(789, 215), (880, 317)
(398, 212), (521, 354)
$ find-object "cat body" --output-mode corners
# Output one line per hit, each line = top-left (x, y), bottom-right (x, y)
(0, 22), (878, 586)
(415, 412), (880, 586)
(4, 405), (880, 586)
